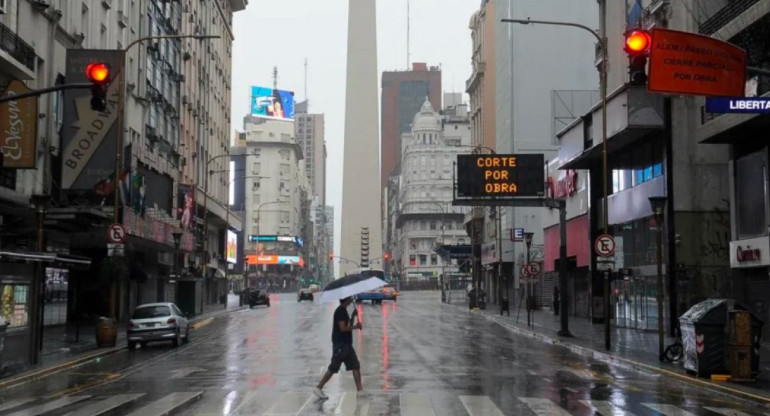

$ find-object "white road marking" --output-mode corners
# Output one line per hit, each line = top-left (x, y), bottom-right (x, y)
(703, 408), (754, 416)
(579, 400), (637, 415)
(228, 391), (259, 415)
(518, 398), (571, 416)
(333, 392), (371, 416)
(459, 395), (505, 416)
(7, 396), (92, 416)
(169, 367), (206, 379)
(64, 393), (145, 416)
(400, 393), (436, 416)
(124, 392), (203, 416)
(262, 392), (311, 415)
(0, 399), (35, 413)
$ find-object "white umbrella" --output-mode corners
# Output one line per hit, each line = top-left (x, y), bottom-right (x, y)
(318, 273), (387, 304)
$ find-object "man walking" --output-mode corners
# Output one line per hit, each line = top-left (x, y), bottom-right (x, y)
(313, 296), (364, 399)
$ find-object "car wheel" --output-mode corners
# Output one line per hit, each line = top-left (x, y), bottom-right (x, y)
(128, 341), (137, 351)
(266, 299), (271, 307)
(172, 330), (180, 348)
(297, 298), (301, 302)
(183, 326), (191, 344)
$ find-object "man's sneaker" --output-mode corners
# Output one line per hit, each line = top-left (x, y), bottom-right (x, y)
(356, 390), (371, 398)
(313, 387), (328, 399)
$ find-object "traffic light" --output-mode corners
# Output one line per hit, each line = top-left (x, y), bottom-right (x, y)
(384, 252), (390, 261)
(328, 253), (334, 261)
(85, 62), (111, 111)
(624, 30), (651, 86)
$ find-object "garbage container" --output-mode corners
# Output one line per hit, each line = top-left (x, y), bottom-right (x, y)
(95, 317), (117, 348)
(679, 299), (733, 378)
(500, 297), (510, 316)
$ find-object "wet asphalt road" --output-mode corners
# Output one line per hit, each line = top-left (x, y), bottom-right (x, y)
(2, 292), (770, 415)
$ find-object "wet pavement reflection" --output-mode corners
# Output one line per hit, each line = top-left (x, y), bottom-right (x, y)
(1, 292), (769, 415)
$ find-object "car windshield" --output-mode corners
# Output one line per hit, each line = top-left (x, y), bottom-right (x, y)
(132, 306), (171, 319)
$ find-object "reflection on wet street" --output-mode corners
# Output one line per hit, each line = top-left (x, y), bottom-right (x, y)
(2, 292), (769, 415)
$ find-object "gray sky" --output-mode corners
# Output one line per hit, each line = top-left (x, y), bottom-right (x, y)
(231, 0), (478, 264)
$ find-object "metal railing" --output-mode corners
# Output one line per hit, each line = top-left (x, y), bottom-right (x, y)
(0, 22), (36, 71)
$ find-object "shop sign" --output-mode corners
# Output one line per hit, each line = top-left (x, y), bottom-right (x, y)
(730, 237), (770, 268)
(547, 170), (578, 200)
(0, 80), (37, 168)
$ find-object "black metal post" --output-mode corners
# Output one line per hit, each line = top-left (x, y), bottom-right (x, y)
(557, 201), (572, 337)
(29, 194), (50, 364)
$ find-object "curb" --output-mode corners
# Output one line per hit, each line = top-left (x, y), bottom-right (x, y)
(478, 311), (770, 405)
(0, 305), (246, 390)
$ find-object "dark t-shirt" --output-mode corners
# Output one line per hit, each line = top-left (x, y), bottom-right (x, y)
(331, 305), (352, 345)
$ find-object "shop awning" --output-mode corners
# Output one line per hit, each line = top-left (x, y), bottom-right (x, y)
(0, 250), (92, 269)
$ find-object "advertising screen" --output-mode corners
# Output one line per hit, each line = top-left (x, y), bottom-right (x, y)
(226, 230), (237, 264)
(456, 154), (545, 199)
(251, 86), (295, 120)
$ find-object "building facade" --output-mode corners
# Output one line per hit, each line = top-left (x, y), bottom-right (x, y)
(393, 99), (470, 284)
(232, 117), (308, 290)
(295, 100), (326, 205)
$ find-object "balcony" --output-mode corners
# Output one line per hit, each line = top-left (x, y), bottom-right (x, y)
(0, 22), (36, 79)
(699, 0), (761, 35)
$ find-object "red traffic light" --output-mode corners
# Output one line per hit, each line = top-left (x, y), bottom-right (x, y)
(86, 63), (110, 83)
(624, 30), (651, 54)
(384, 252), (390, 261)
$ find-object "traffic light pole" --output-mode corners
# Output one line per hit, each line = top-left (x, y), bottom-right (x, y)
(501, 14), (607, 347)
(0, 83), (91, 103)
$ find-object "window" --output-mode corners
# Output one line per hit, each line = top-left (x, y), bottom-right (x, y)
(430, 222), (436, 230)
(736, 150), (767, 238)
(409, 255), (416, 266)
(431, 254), (438, 265)
(419, 255), (427, 265)
(0, 284), (28, 328)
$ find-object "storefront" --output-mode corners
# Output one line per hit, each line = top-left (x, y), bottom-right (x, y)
(730, 236), (770, 325)
(0, 251), (91, 374)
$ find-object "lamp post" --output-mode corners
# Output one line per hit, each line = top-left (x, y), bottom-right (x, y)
(524, 232), (534, 327)
(171, 228), (183, 303)
(502, 16), (610, 347)
(649, 196), (667, 362)
(28, 194), (51, 364)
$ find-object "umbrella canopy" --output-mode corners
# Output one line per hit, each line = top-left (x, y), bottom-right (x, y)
(318, 273), (388, 304)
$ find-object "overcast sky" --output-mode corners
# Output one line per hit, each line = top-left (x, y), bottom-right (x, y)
(231, 0), (479, 265)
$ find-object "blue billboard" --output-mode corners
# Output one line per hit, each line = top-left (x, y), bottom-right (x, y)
(251, 86), (295, 120)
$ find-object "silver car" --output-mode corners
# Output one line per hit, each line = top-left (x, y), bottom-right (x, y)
(127, 303), (190, 350)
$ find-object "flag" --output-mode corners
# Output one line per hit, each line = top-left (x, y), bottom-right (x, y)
(119, 171), (131, 207)
(93, 172), (116, 196)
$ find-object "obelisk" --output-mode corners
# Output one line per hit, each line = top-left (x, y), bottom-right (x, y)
(340, 0), (382, 276)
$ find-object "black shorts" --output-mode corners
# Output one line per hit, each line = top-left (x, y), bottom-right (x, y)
(328, 343), (360, 373)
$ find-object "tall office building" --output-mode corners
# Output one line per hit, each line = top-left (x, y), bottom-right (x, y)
(340, 0), (382, 275)
(380, 63), (442, 190)
(295, 101), (326, 205)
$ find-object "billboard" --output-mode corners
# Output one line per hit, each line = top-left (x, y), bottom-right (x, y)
(250, 86), (295, 120)
(177, 184), (195, 229)
(456, 154), (545, 199)
(226, 230), (237, 264)
(248, 235), (303, 246)
(62, 49), (122, 190)
(0, 80), (38, 168)
(245, 255), (304, 266)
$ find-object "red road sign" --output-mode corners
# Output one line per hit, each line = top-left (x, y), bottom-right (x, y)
(594, 234), (616, 257)
(108, 223), (125, 243)
(648, 28), (746, 97)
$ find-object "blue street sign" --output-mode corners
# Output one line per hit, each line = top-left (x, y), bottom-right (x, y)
(706, 97), (770, 114)
(511, 228), (525, 242)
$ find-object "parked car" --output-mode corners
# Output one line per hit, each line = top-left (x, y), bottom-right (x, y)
(298, 288), (314, 302)
(468, 288), (487, 310)
(127, 303), (190, 350)
(247, 288), (270, 308)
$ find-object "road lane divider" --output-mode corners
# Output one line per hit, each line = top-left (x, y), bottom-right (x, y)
(191, 317), (214, 330)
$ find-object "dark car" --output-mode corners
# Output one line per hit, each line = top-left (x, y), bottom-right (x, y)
(468, 288), (487, 310)
(297, 288), (314, 302)
(247, 288), (270, 308)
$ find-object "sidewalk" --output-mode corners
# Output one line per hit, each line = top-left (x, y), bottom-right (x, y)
(0, 293), (245, 385)
(451, 297), (770, 403)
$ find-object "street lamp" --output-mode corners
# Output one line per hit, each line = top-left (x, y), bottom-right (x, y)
(502, 17), (610, 346)
(649, 196), (667, 362)
(524, 232), (534, 327)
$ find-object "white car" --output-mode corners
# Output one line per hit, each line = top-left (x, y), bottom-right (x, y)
(127, 303), (190, 350)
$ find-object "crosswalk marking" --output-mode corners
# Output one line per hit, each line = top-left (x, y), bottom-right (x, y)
(642, 403), (696, 416)
(459, 395), (505, 416)
(263, 392), (312, 415)
(124, 392), (203, 416)
(7, 396), (92, 416)
(400, 393), (436, 416)
(559, 367), (593, 381)
(0, 398), (35, 413)
(704, 408), (754, 416)
(579, 400), (636, 415)
(64, 393), (145, 416)
(519, 398), (571, 416)
(333, 393), (370, 416)
(228, 391), (259, 415)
